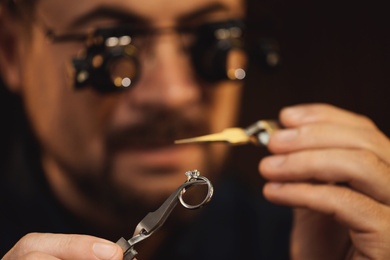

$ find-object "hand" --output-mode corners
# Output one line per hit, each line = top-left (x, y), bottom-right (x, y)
(259, 103), (390, 260)
(2, 233), (124, 260)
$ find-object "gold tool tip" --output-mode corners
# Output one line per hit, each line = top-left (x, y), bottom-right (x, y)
(174, 128), (250, 145)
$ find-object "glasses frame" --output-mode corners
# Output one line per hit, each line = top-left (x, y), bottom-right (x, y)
(41, 19), (247, 93)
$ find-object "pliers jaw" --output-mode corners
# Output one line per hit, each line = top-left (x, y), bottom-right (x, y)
(116, 237), (138, 260)
(116, 170), (213, 260)
(244, 120), (281, 146)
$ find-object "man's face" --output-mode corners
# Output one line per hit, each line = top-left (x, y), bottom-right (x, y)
(12, 0), (245, 211)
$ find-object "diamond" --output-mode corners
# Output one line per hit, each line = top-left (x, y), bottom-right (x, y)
(185, 169), (200, 180)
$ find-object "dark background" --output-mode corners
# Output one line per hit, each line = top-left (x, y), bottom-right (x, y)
(1, 0), (390, 186)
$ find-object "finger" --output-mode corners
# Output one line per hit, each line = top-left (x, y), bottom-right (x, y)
(279, 103), (377, 130)
(18, 251), (60, 260)
(3, 233), (123, 260)
(263, 182), (390, 233)
(260, 149), (390, 205)
(267, 124), (390, 165)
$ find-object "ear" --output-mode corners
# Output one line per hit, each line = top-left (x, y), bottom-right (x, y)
(0, 8), (23, 93)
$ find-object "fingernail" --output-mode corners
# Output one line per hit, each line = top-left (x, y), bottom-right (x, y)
(283, 106), (306, 121)
(274, 129), (298, 142)
(267, 182), (283, 189)
(265, 155), (286, 167)
(93, 242), (118, 260)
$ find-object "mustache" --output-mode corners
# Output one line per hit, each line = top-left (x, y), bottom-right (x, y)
(106, 110), (210, 151)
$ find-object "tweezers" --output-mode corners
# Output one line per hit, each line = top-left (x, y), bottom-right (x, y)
(116, 170), (213, 260)
(174, 120), (280, 146)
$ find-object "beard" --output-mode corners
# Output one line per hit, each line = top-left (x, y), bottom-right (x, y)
(60, 106), (213, 218)
(106, 107), (210, 151)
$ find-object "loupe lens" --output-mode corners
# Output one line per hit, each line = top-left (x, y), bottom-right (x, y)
(109, 56), (138, 89)
(191, 20), (247, 82)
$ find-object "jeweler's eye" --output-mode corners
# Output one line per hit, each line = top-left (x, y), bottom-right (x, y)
(191, 20), (247, 82)
(72, 26), (141, 92)
(108, 45), (139, 89)
(109, 57), (137, 88)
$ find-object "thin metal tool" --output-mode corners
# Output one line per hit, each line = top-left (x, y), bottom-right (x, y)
(116, 170), (213, 260)
(174, 120), (281, 146)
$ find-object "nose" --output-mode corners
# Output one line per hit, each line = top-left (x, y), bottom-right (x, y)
(125, 32), (201, 110)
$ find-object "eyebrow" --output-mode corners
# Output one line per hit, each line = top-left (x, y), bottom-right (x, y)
(68, 2), (230, 30)
(68, 6), (149, 29)
(178, 2), (230, 24)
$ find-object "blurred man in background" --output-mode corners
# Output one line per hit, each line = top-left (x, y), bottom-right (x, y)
(1, 0), (390, 259)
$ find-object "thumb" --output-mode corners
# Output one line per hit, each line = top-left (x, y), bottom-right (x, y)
(3, 233), (124, 260)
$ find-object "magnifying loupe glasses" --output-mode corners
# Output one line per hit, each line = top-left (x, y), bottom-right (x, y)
(47, 19), (247, 93)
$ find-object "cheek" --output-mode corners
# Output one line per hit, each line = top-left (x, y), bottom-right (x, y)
(21, 36), (119, 171)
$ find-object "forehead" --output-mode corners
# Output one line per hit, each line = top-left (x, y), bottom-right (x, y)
(38, 0), (245, 29)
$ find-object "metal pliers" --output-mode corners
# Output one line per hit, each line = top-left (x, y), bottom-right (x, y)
(116, 170), (213, 260)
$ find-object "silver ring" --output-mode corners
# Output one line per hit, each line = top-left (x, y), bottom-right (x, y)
(178, 176), (214, 210)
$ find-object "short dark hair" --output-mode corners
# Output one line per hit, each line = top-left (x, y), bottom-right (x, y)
(1, 0), (39, 24)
